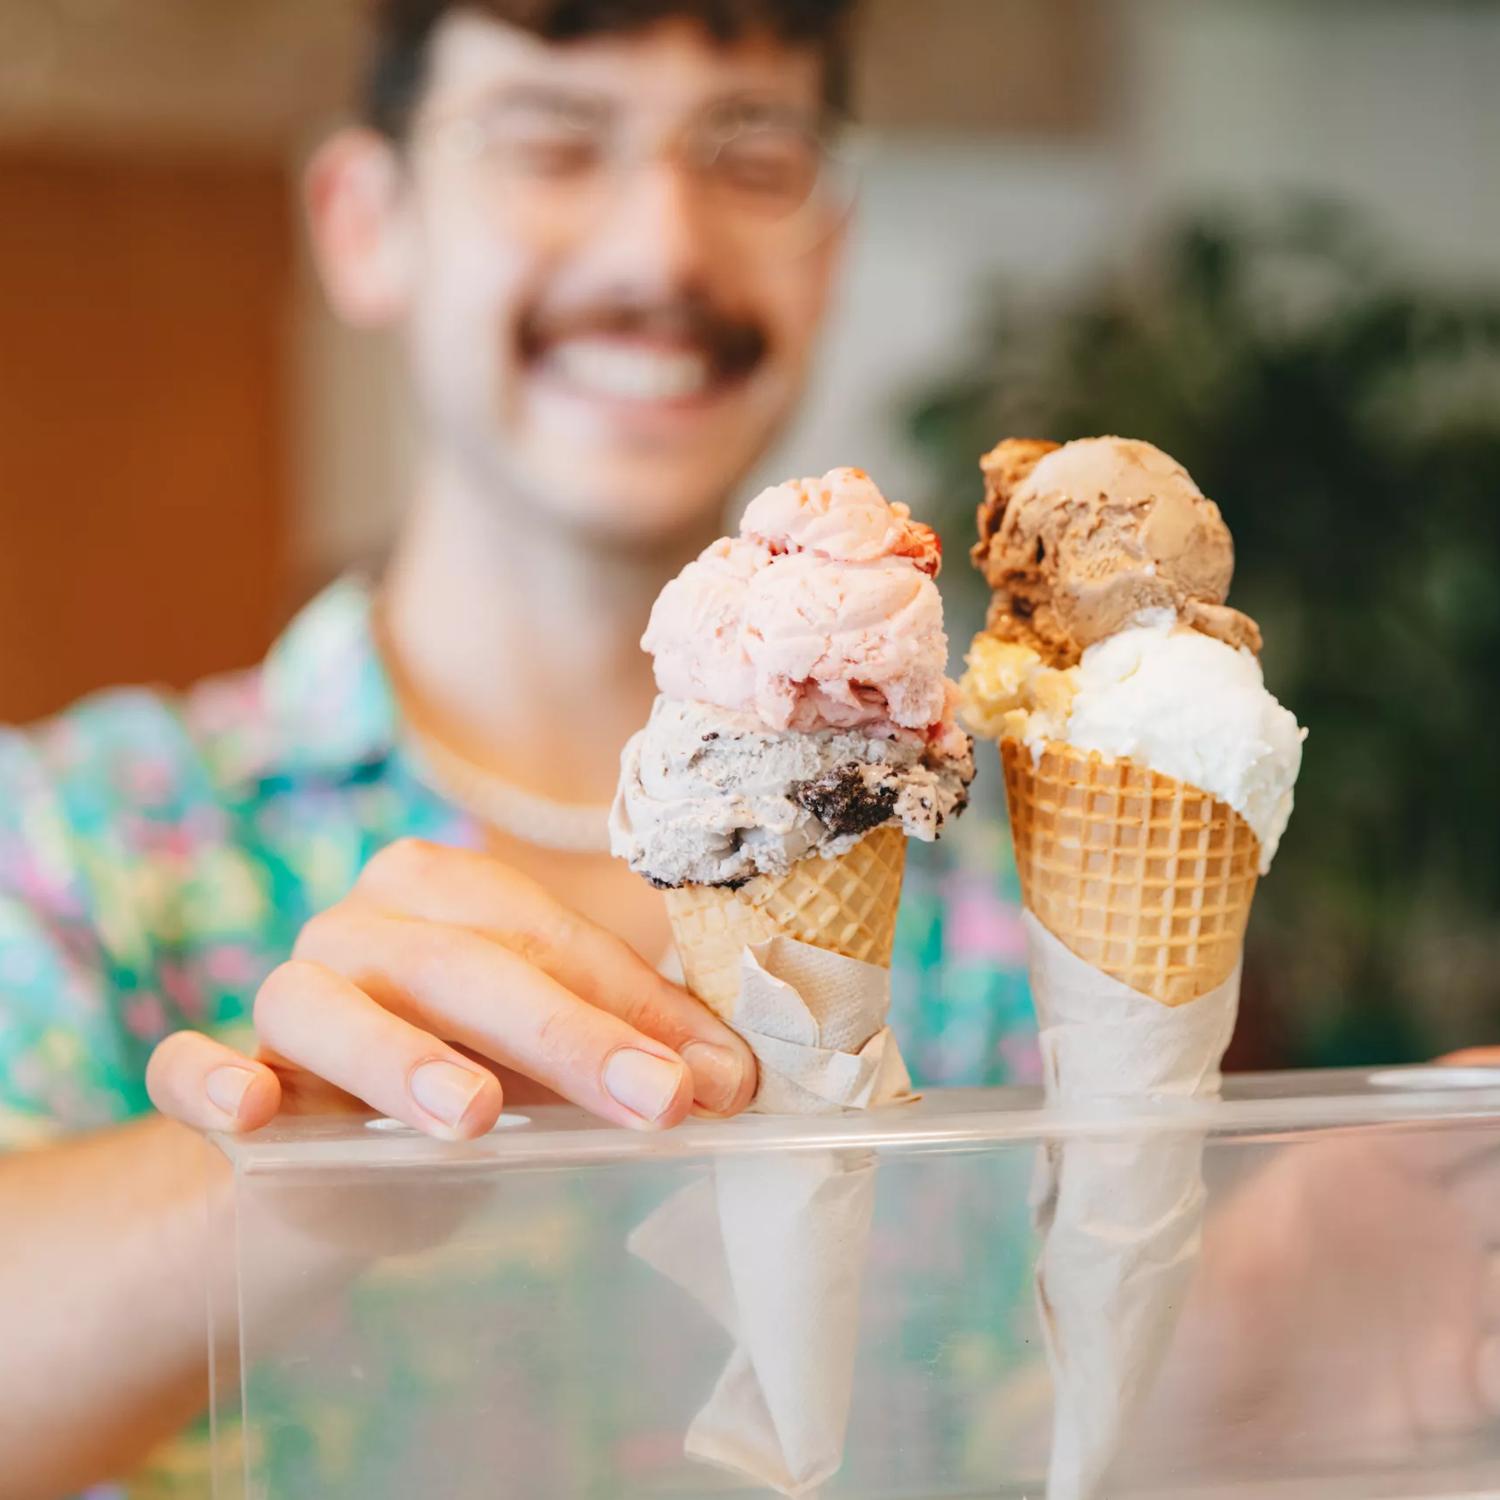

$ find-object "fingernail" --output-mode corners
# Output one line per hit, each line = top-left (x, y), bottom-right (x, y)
(604, 1049), (685, 1124)
(410, 1060), (485, 1129)
(682, 1041), (747, 1114)
(206, 1066), (256, 1119)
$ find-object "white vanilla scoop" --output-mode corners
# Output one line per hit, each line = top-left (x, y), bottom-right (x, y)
(963, 614), (1305, 870)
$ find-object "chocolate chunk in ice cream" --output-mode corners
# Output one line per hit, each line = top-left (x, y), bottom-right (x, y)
(792, 767), (900, 840)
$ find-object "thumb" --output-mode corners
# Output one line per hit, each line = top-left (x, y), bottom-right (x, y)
(147, 1030), (282, 1133)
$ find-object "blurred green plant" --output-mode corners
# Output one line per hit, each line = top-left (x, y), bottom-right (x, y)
(909, 200), (1500, 1065)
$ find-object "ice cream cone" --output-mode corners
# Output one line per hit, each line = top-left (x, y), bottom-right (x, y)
(1002, 739), (1256, 1498)
(960, 436), (1301, 1500)
(664, 825), (908, 1021)
(1000, 739), (1259, 1007)
(620, 469), (965, 1497)
(639, 823), (912, 1497)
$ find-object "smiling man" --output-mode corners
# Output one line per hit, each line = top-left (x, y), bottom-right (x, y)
(0, 3), (1032, 1493)
(6, 8), (1500, 1498)
(376, 7), (848, 539)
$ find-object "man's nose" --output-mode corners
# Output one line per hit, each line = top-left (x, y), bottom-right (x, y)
(587, 157), (716, 293)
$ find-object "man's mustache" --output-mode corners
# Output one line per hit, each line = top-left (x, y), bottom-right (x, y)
(519, 296), (768, 376)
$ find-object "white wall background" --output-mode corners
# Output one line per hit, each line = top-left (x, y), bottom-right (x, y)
(1121, 0), (1500, 280)
(300, 0), (1500, 575)
(743, 139), (1122, 508)
(759, 0), (1500, 507)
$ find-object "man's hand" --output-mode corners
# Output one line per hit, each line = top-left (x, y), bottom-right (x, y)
(1138, 1050), (1500, 1475)
(146, 838), (755, 1138)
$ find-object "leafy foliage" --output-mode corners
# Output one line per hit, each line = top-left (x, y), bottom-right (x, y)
(909, 201), (1500, 1063)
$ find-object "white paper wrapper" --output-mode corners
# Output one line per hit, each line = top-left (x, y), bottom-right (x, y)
(630, 934), (913, 1496)
(1025, 912), (1240, 1500)
(731, 937), (914, 1115)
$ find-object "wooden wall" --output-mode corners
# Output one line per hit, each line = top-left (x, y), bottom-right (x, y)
(0, 148), (293, 722)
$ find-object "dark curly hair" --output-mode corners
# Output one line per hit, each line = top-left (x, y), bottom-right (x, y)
(365, 0), (859, 138)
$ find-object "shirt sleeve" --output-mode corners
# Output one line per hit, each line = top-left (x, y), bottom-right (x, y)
(0, 725), (153, 1142)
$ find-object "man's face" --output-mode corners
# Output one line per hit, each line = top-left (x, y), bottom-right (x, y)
(381, 15), (846, 543)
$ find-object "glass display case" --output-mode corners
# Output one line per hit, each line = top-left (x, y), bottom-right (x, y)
(208, 1068), (1500, 1499)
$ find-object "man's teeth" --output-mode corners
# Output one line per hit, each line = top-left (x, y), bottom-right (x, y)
(549, 340), (712, 401)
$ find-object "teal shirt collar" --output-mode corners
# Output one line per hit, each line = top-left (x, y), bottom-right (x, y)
(224, 577), (400, 789)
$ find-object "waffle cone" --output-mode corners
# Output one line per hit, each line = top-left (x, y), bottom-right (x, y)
(664, 825), (908, 1021)
(1000, 739), (1259, 1006)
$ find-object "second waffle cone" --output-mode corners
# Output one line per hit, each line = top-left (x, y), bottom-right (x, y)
(1000, 739), (1259, 1006)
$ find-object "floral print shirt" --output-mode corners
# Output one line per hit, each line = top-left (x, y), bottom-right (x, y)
(0, 579), (1038, 1495)
(0, 578), (1037, 1148)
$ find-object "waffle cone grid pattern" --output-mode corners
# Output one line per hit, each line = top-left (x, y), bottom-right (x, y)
(1001, 739), (1259, 1006)
(663, 825), (907, 1020)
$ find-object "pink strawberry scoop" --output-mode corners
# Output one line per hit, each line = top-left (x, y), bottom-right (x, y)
(613, 470), (974, 889)
(645, 468), (953, 739)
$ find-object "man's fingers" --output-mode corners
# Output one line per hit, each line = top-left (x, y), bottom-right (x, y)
(1438, 1049), (1500, 1068)
(253, 960), (505, 1141)
(288, 910), (694, 1131)
(1477, 1335), (1500, 1418)
(353, 839), (755, 1115)
(1447, 1167), (1500, 1248)
(1378, 1052), (1500, 1182)
(146, 1031), (282, 1133)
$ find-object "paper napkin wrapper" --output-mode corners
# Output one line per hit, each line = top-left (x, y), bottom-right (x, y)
(631, 934), (913, 1496)
(731, 936), (914, 1114)
(1025, 912), (1240, 1500)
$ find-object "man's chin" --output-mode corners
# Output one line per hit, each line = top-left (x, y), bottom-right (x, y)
(500, 421), (780, 548)
(509, 461), (735, 554)
(487, 375), (794, 550)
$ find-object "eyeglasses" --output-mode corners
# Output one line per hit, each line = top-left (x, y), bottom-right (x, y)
(415, 89), (861, 257)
